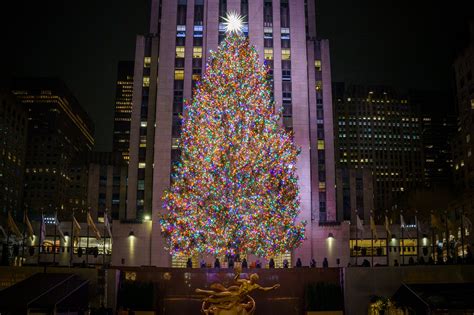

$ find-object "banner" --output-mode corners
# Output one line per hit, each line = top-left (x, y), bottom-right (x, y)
(87, 212), (101, 240)
(7, 212), (22, 238)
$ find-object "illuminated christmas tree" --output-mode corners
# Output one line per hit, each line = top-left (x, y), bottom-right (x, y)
(160, 13), (305, 259)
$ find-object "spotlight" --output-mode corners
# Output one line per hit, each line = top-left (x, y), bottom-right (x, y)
(328, 232), (334, 239)
(128, 231), (135, 237)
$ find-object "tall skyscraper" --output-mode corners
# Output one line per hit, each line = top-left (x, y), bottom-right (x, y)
(115, 0), (337, 267)
(334, 84), (424, 220)
(113, 61), (134, 163)
(0, 89), (28, 220)
(451, 21), (474, 213)
(11, 78), (94, 220)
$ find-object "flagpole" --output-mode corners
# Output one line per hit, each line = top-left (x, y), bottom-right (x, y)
(70, 210), (74, 267)
(355, 210), (359, 266)
(370, 211), (374, 267)
(385, 210), (389, 266)
(22, 209), (27, 266)
(401, 210), (404, 266)
(38, 211), (43, 265)
(103, 209), (107, 267)
(86, 211), (90, 266)
(461, 209), (465, 262)
(444, 210), (449, 261)
(415, 211), (420, 263)
(53, 211), (57, 266)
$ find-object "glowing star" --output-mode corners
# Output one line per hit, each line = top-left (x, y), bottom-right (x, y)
(222, 11), (245, 34)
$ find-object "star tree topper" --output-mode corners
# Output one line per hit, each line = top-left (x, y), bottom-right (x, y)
(222, 11), (246, 34)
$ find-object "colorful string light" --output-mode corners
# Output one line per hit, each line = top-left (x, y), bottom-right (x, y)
(160, 33), (306, 259)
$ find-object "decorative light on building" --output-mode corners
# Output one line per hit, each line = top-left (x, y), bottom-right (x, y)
(222, 11), (245, 34)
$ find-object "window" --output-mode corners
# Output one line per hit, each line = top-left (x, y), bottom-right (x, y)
(315, 60), (321, 71)
(144, 57), (151, 68)
(193, 47), (202, 58)
(139, 163), (146, 169)
(175, 46), (185, 58)
(174, 70), (184, 80)
(264, 48), (273, 60)
(471, 99), (474, 109)
(318, 140), (325, 150)
(281, 49), (291, 60)
(315, 80), (322, 91)
(142, 76), (150, 87)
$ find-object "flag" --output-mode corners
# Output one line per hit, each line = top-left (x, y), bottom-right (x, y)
(400, 214), (406, 229)
(7, 212), (22, 238)
(104, 214), (112, 238)
(0, 225), (7, 239)
(87, 212), (101, 240)
(463, 215), (472, 232)
(384, 215), (391, 235)
(356, 215), (364, 232)
(40, 214), (46, 242)
(431, 213), (441, 229)
(55, 213), (66, 241)
(370, 215), (378, 242)
(24, 212), (35, 239)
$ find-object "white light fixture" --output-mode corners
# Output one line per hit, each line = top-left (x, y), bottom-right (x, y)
(222, 11), (246, 34)
(328, 232), (334, 239)
(144, 215), (151, 221)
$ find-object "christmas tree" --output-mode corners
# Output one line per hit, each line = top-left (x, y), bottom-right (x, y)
(160, 15), (305, 259)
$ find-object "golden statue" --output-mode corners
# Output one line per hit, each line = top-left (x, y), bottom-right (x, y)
(196, 269), (280, 315)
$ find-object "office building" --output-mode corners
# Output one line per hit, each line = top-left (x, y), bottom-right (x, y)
(334, 84), (423, 220)
(11, 78), (94, 220)
(113, 61), (134, 163)
(0, 89), (28, 220)
(114, 0), (338, 267)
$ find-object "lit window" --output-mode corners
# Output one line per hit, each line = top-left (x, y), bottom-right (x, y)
(317, 140), (325, 150)
(315, 81), (322, 91)
(144, 57), (151, 68)
(471, 99), (474, 109)
(264, 48), (273, 60)
(143, 76), (150, 87)
(141, 121), (147, 128)
(315, 60), (321, 71)
(192, 74), (201, 81)
(467, 134), (471, 143)
(193, 47), (202, 58)
(175, 70), (184, 80)
(175, 46), (185, 58)
(281, 49), (291, 60)
(319, 182), (326, 191)
(139, 163), (146, 169)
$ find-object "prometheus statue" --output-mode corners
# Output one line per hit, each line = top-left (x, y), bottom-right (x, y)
(196, 270), (280, 315)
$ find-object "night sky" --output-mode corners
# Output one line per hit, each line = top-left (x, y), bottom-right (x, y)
(1, 0), (473, 151)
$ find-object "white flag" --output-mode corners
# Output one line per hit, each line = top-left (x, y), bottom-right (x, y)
(40, 214), (46, 242)
(104, 214), (112, 238)
(55, 213), (66, 241)
(0, 225), (7, 239)
(356, 215), (364, 232)
(400, 214), (406, 229)
(463, 215), (472, 232)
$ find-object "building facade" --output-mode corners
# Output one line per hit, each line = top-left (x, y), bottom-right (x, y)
(0, 89), (28, 220)
(334, 84), (424, 220)
(11, 78), (94, 220)
(85, 152), (128, 221)
(114, 0), (338, 267)
(113, 61), (134, 163)
(336, 168), (374, 224)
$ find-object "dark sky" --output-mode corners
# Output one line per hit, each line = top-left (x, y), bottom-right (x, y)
(1, 0), (473, 151)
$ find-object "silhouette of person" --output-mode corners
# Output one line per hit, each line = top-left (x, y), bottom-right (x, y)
(269, 258), (275, 268)
(310, 258), (316, 268)
(242, 258), (248, 269)
(214, 258), (221, 268)
(186, 258), (193, 268)
(322, 257), (329, 268)
(296, 258), (302, 268)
